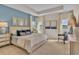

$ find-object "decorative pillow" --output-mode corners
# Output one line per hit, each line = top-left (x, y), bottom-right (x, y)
(17, 30), (31, 36)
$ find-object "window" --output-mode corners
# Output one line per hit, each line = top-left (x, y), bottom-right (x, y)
(61, 19), (68, 29)
(0, 21), (9, 34)
(60, 19), (69, 33)
(0, 27), (8, 34)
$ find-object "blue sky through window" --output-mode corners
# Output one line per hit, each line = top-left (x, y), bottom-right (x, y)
(61, 19), (68, 25)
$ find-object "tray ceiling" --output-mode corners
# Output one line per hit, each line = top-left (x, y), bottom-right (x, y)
(26, 4), (62, 12)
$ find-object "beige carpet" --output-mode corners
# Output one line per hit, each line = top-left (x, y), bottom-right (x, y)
(70, 42), (79, 55)
(0, 45), (28, 55)
(32, 40), (70, 55)
(0, 40), (70, 55)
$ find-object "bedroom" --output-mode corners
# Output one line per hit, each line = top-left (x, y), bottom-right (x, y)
(0, 4), (79, 55)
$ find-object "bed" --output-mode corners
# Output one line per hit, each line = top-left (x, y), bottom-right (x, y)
(12, 33), (47, 53)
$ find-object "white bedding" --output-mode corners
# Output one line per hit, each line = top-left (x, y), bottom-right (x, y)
(25, 33), (47, 47)
(12, 33), (47, 53)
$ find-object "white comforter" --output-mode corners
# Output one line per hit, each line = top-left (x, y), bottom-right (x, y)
(12, 33), (47, 53)
(25, 33), (47, 47)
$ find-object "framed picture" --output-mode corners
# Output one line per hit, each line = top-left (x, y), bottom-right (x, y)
(18, 17), (24, 26)
(12, 16), (18, 26)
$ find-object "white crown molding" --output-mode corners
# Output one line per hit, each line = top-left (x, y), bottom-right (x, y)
(3, 4), (77, 16)
(3, 4), (38, 16)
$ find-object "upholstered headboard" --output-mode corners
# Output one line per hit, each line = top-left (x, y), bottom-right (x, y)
(16, 30), (31, 36)
(10, 26), (30, 35)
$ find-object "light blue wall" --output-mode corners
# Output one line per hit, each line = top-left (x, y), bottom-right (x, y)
(0, 5), (31, 22)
